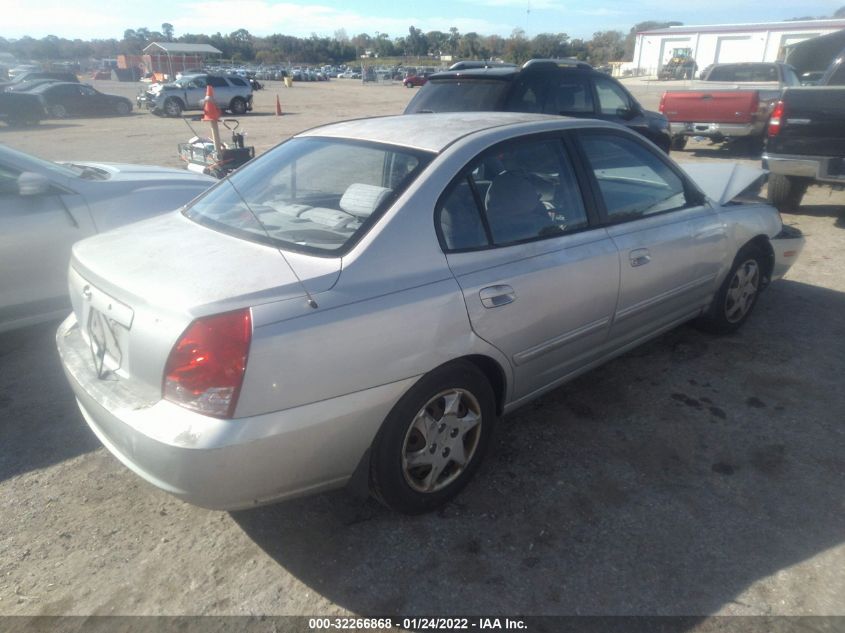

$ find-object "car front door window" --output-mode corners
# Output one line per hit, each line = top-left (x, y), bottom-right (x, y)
(578, 133), (688, 222)
(594, 77), (632, 116)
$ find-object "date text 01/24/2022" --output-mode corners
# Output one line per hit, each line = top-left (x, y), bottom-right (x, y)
(307, 617), (527, 630)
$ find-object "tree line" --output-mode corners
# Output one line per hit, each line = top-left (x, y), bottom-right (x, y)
(2, 12), (844, 67)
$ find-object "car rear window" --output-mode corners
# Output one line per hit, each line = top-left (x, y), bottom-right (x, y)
(405, 79), (510, 113)
(184, 137), (432, 256)
(706, 65), (778, 82)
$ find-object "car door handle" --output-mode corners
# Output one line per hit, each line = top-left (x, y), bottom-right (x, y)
(479, 285), (515, 308)
(629, 249), (651, 267)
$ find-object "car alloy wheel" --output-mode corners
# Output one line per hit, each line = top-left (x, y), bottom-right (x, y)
(401, 388), (483, 493)
(115, 101), (131, 115)
(50, 104), (67, 118)
(694, 244), (765, 334)
(370, 360), (496, 514)
(163, 98), (183, 117)
(724, 259), (759, 323)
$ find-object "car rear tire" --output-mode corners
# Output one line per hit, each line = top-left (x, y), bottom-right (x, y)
(695, 244), (766, 334)
(163, 98), (183, 117)
(767, 174), (809, 213)
(229, 97), (247, 115)
(370, 361), (496, 514)
(49, 104), (67, 119)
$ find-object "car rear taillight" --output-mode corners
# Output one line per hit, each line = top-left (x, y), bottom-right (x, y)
(659, 92), (666, 113)
(768, 100), (785, 136)
(163, 309), (252, 419)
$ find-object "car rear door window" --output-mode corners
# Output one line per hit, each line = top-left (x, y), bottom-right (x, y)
(208, 76), (228, 88)
(577, 132), (688, 222)
(437, 137), (589, 250)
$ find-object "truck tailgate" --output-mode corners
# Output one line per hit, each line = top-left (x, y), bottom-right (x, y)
(661, 90), (759, 123)
(769, 87), (845, 157)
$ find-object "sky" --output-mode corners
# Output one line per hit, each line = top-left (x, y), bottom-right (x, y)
(2, 0), (843, 42)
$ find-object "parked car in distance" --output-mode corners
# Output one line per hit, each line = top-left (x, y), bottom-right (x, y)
(659, 62), (800, 151)
(137, 74), (253, 117)
(403, 71), (434, 87)
(0, 70), (78, 90)
(0, 144), (215, 332)
(0, 92), (46, 126)
(764, 49), (845, 210)
(4, 78), (62, 93)
(31, 82), (133, 118)
(57, 112), (803, 514)
(405, 59), (672, 153)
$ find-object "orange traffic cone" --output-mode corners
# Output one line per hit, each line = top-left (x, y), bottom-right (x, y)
(275, 94), (283, 116)
(201, 85), (222, 122)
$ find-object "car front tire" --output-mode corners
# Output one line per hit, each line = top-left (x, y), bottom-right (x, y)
(163, 98), (183, 117)
(370, 361), (497, 514)
(115, 101), (131, 116)
(695, 244), (766, 334)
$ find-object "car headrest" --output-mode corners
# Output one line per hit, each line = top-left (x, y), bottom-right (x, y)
(339, 183), (391, 217)
(484, 172), (541, 220)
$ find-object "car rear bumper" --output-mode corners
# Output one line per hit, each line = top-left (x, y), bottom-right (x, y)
(763, 153), (845, 184)
(771, 224), (804, 281)
(57, 313), (415, 510)
(670, 121), (763, 139)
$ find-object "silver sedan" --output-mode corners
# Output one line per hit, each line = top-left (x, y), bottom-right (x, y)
(57, 113), (804, 514)
(0, 144), (214, 332)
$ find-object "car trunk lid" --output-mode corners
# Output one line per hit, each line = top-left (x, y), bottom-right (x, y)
(68, 210), (340, 400)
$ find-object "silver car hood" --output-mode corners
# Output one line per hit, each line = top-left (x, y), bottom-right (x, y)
(70, 211), (341, 317)
(61, 161), (216, 184)
(679, 162), (766, 206)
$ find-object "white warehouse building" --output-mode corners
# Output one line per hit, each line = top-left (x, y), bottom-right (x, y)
(631, 19), (845, 76)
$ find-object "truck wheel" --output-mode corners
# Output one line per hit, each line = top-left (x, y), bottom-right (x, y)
(670, 136), (687, 151)
(767, 174), (810, 212)
(163, 98), (183, 117)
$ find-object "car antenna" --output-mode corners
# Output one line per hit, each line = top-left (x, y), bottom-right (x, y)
(222, 176), (319, 310)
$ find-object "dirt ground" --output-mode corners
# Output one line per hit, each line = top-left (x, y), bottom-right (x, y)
(0, 78), (844, 621)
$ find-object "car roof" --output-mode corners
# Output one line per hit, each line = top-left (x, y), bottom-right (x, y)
(296, 112), (601, 153)
(28, 82), (78, 93)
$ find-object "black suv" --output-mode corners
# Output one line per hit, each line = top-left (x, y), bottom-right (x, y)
(405, 59), (671, 153)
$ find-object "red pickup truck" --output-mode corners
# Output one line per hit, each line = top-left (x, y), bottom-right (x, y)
(659, 62), (800, 151)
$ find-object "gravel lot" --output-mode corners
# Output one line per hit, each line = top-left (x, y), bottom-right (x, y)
(0, 78), (843, 620)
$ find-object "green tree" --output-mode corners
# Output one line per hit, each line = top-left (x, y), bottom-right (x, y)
(162, 23), (174, 40)
(504, 28), (530, 63)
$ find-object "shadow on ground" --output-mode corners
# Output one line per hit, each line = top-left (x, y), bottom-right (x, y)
(787, 204), (845, 229)
(0, 319), (99, 482)
(233, 279), (845, 615)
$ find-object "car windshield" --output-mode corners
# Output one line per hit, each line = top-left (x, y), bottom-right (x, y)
(184, 137), (432, 256)
(0, 144), (81, 179)
(406, 79), (510, 113)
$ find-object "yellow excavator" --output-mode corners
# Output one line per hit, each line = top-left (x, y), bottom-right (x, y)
(659, 48), (697, 80)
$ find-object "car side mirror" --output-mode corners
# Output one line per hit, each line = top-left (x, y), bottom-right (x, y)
(18, 171), (52, 196)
